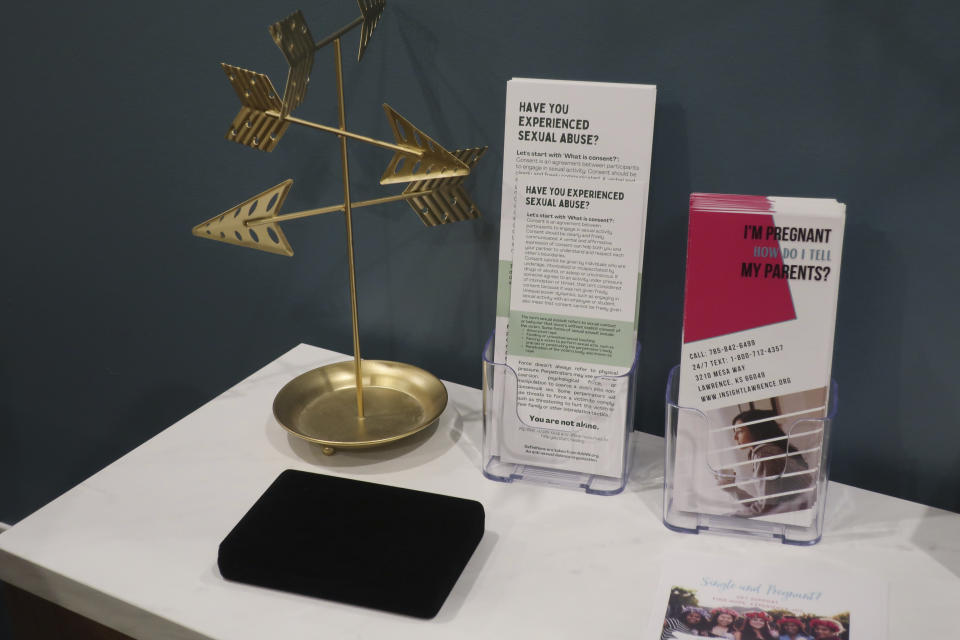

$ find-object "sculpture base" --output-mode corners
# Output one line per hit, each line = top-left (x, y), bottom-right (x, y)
(273, 360), (448, 454)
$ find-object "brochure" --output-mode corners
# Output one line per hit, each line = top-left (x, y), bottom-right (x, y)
(647, 552), (886, 640)
(493, 77), (656, 478)
(674, 194), (845, 525)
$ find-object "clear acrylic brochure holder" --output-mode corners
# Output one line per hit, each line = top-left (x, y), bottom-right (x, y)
(663, 365), (838, 545)
(481, 332), (640, 495)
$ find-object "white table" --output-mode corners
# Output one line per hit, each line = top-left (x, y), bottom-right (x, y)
(1, 344), (958, 638)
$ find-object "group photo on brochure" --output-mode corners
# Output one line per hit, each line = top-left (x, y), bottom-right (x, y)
(661, 588), (849, 640)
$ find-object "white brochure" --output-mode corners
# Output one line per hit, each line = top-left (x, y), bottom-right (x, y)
(674, 194), (845, 526)
(646, 552), (886, 640)
(494, 78), (656, 478)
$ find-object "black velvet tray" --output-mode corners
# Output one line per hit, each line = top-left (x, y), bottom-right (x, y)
(218, 469), (485, 619)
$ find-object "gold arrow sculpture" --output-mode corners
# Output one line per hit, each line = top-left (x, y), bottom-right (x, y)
(193, 0), (485, 455)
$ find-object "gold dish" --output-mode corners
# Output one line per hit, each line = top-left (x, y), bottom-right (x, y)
(274, 360), (448, 455)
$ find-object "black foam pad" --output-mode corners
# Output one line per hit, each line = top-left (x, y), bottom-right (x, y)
(218, 469), (485, 619)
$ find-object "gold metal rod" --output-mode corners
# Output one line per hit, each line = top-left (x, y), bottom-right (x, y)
(244, 192), (416, 227)
(335, 37), (364, 418)
(279, 114), (416, 155)
(314, 16), (364, 50)
(337, 191), (414, 208)
(246, 204), (345, 226)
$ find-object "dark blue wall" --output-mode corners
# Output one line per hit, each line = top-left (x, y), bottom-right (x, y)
(2, 1), (958, 523)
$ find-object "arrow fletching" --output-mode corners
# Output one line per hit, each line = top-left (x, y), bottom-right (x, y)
(402, 147), (487, 226)
(379, 104), (470, 185)
(222, 64), (289, 152)
(357, 0), (386, 61)
(269, 10), (315, 116)
(192, 180), (295, 256)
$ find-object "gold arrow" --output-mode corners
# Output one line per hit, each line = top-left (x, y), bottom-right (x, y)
(192, 147), (485, 255)
(245, 148), (485, 229)
(221, 64), (399, 154)
(220, 66), (470, 182)
(192, 180), (295, 256)
(244, 147), (484, 228)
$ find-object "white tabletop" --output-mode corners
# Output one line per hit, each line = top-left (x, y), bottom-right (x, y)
(1, 344), (958, 639)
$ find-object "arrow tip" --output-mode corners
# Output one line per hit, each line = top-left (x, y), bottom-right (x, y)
(192, 180), (296, 256)
(379, 104), (470, 185)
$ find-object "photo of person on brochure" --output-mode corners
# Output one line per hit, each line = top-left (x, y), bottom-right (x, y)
(776, 616), (812, 640)
(707, 607), (740, 639)
(698, 387), (828, 518)
(808, 619), (845, 639)
(714, 408), (815, 516)
(660, 605), (709, 640)
(739, 611), (778, 640)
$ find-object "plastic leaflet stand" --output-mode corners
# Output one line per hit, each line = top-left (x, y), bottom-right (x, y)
(663, 365), (838, 545)
(481, 332), (640, 495)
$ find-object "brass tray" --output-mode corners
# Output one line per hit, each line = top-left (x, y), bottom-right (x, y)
(273, 360), (448, 455)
